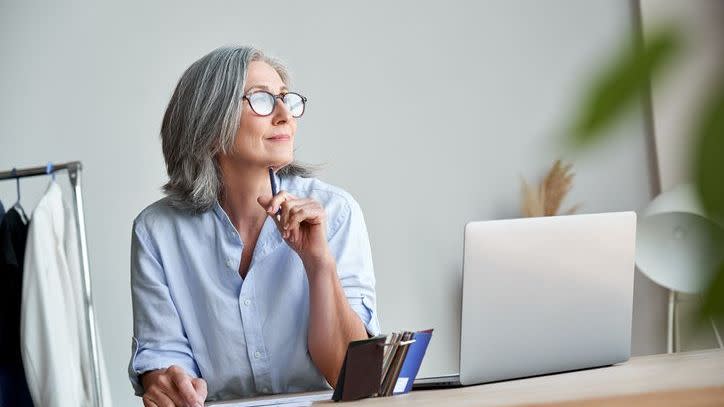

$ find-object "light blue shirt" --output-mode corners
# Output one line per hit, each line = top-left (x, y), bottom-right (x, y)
(128, 174), (381, 401)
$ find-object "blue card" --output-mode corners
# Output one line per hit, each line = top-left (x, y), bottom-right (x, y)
(392, 329), (433, 394)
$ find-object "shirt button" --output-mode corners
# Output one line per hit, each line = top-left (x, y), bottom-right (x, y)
(243, 299), (251, 306)
(254, 351), (262, 359)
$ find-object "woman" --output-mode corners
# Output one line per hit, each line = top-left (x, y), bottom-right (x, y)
(128, 45), (380, 406)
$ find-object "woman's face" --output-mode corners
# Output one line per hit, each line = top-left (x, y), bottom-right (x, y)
(232, 60), (296, 170)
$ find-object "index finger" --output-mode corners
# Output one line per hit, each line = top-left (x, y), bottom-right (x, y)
(167, 367), (201, 407)
(267, 191), (298, 215)
(192, 378), (208, 403)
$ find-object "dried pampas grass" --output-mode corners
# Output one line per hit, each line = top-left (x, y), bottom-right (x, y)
(521, 160), (581, 217)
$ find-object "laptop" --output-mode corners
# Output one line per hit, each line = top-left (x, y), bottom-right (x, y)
(414, 212), (636, 388)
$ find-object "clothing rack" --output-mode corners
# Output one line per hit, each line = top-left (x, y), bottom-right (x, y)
(0, 161), (103, 407)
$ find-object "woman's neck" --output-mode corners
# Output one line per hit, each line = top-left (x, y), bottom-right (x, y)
(218, 161), (272, 234)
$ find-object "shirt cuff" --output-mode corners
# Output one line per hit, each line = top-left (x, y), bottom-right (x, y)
(348, 295), (381, 337)
(128, 337), (200, 397)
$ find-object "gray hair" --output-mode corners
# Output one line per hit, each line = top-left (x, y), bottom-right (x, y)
(160, 45), (315, 213)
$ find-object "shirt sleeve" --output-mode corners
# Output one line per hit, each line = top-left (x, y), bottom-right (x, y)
(327, 194), (381, 337)
(128, 219), (200, 396)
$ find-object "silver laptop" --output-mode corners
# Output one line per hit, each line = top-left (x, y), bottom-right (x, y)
(414, 212), (636, 388)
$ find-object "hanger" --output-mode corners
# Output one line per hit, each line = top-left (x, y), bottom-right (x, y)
(46, 162), (56, 182)
(10, 168), (29, 224)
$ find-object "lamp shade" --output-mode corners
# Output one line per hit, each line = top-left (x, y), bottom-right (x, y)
(636, 184), (724, 293)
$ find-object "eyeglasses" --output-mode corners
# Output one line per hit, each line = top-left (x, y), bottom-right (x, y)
(242, 91), (307, 118)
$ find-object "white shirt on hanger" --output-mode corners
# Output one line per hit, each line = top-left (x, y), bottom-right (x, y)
(20, 180), (112, 407)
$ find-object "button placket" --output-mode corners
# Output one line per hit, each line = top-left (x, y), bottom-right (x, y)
(239, 279), (267, 390)
(222, 220), (242, 277)
(241, 269), (274, 393)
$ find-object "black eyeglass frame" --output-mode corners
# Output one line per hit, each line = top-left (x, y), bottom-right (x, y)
(242, 91), (308, 118)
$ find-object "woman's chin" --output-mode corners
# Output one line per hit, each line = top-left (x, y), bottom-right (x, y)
(267, 156), (293, 170)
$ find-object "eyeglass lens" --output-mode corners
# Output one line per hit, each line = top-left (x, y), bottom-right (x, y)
(247, 91), (305, 118)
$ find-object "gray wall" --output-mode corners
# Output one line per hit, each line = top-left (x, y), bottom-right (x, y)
(0, 1), (665, 406)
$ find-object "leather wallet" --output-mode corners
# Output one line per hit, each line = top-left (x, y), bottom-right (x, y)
(332, 335), (386, 402)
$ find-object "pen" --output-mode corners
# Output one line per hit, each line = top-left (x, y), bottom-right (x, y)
(268, 167), (281, 218)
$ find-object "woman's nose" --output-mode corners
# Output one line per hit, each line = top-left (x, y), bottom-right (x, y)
(272, 98), (293, 124)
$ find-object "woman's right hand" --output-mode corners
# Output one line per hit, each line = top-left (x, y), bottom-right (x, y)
(141, 365), (207, 407)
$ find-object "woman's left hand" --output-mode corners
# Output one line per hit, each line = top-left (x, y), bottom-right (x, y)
(257, 191), (333, 267)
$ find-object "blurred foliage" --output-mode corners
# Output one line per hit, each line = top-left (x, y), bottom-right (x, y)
(566, 25), (724, 321)
(569, 26), (680, 146)
(701, 262), (724, 321)
(694, 77), (724, 228)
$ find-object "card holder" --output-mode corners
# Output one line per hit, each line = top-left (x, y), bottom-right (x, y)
(332, 336), (386, 401)
(332, 329), (433, 402)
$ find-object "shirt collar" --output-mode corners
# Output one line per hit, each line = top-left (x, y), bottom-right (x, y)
(212, 199), (228, 224)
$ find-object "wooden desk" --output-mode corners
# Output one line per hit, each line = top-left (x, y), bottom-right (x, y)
(210, 349), (724, 406)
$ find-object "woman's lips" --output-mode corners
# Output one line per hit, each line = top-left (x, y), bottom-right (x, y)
(267, 134), (290, 141)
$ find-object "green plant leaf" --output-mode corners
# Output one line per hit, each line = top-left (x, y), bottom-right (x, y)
(568, 27), (680, 147)
(694, 78), (724, 320)
(694, 78), (724, 227)
(699, 261), (724, 321)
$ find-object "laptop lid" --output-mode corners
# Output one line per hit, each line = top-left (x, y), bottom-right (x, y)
(459, 212), (636, 385)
